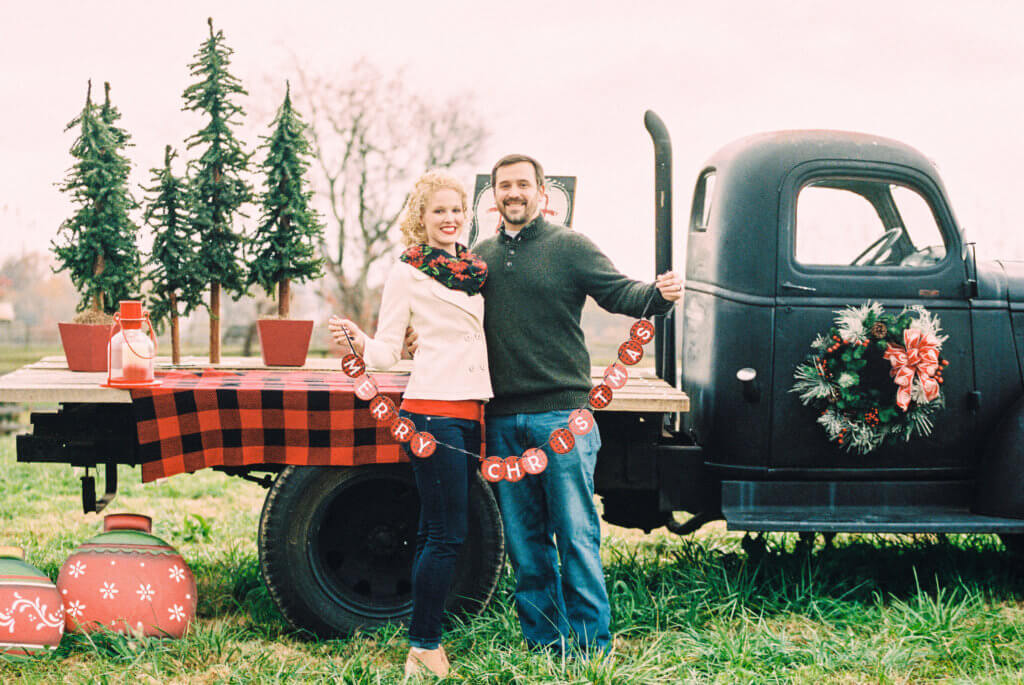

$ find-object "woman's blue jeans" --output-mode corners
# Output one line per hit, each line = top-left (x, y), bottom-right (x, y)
(487, 409), (610, 653)
(401, 410), (479, 650)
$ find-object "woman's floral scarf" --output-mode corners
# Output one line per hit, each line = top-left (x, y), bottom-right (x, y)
(400, 243), (488, 295)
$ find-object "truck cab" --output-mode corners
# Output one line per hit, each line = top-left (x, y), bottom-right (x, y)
(673, 129), (1024, 534)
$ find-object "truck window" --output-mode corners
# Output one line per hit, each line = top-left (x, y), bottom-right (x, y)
(795, 179), (945, 268)
(690, 170), (715, 232)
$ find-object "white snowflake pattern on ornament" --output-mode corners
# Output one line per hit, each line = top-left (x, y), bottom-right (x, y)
(167, 604), (185, 622)
(169, 565), (185, 583)
(67, 561), (87, 578)
(99, 582), (119, 600)
(65, 600), (86, 618)
(136, 584), (155, 602)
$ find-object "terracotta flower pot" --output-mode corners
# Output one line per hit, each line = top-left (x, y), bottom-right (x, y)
(0, 546), (64, 655)
(58, 322), (112, 372)
(57, 513), (197, 638)
(257, 319), (314, 367)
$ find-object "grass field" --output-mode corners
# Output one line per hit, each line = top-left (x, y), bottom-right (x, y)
(0, 434), (1023, 683)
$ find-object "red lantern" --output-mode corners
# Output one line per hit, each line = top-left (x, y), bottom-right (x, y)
(0, 546), (64, 655)
(57, 513), (197, 638)
(104, 301), (160, 389)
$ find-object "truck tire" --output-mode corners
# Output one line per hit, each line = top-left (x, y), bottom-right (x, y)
(258, 464), (504, 637)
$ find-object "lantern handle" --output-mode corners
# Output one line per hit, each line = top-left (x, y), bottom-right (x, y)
(118, 311), (157, 361)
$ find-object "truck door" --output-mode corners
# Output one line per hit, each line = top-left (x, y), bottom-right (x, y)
(770, 161), (975, 474)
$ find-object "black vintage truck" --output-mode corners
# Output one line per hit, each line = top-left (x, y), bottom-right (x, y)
(4, 111), (1024, 638)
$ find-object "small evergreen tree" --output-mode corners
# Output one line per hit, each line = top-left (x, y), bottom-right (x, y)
(143, 146), (205, 363)
(248, 83), (325, 318)
(182, 17), (251, 362)
(53, 81), (142, 318)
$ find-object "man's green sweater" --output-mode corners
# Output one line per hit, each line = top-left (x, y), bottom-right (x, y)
(475, 217), (673, 416)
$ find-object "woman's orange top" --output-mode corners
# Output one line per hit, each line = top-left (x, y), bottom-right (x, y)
(400, 399), (486, 458)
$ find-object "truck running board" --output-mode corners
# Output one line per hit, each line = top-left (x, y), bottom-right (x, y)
(721, 480), (1024, 534)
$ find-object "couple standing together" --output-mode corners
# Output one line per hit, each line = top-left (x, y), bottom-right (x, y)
(329, 154), (683, 677)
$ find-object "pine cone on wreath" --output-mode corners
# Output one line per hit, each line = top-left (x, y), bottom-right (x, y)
(870, 321), (888, 339)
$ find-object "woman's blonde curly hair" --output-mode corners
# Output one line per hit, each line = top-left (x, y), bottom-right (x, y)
(398, 170), (472, 247)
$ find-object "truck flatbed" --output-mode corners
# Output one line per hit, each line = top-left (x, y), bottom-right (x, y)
(0, 356), (690, 414)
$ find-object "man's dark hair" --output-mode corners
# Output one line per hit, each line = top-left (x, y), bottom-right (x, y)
(491, 154), (545, 189)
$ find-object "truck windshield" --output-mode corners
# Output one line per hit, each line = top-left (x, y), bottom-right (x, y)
(795, 179), (945, 268)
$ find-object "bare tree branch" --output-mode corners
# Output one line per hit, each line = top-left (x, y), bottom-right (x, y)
(288, 59), (488, 330)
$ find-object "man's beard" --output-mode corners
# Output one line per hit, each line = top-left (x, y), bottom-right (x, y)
(498, 198), (535, 226)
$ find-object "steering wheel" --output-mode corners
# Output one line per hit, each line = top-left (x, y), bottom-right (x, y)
(851, 227), (904, 266)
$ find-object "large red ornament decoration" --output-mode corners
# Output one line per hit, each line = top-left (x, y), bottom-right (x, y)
(0, 547), (64, 655)
(57, 513), (197, 638)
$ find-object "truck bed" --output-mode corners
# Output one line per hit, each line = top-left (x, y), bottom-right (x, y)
(0, 356), (690, 414)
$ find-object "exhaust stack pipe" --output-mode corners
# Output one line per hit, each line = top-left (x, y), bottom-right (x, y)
(644, 110), (675, 388)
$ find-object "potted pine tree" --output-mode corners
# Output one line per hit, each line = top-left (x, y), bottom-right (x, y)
(143, 146), (205, 365)
(182, 18), (251, 364)
(248, 83), (325, 366)
(53, 81), (142, 371)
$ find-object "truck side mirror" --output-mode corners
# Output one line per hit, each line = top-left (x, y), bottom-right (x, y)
(737, 367), (760, 403)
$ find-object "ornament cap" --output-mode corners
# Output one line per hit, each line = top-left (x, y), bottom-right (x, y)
(103, 513), (152, 534)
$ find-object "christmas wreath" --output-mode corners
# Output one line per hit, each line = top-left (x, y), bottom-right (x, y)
(790, 302), (949, 454)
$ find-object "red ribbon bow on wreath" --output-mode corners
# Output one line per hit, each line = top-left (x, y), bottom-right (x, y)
(882, 328), (941, 411)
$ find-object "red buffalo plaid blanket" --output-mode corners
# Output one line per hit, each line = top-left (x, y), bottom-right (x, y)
(131, 369), (409, 482)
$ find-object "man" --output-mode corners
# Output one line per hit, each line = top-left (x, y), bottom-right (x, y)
(474, 154), (683, 654)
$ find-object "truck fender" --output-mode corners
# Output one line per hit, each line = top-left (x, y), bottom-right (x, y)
(974, 394), (1024, 519)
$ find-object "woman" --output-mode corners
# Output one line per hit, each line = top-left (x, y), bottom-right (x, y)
(328, 170), (490, 678)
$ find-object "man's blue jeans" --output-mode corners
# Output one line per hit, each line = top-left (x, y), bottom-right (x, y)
(488, 409), (610, 652)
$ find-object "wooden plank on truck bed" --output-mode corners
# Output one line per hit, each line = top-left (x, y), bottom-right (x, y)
(0, 357), (688, 413)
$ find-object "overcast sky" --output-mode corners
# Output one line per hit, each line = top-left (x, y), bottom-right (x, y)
(3, 0), (1023, 283)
